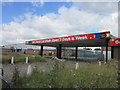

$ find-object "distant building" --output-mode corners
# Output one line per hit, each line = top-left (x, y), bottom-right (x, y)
(3, 43), (40, 50)
(24, 49), (56, 56)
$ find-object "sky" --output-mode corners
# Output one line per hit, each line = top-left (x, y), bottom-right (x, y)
(1, 0), (119, 45)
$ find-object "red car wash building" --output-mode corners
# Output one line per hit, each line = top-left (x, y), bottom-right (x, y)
(25, 31), (120, 62)
(110, 38), (120, 60)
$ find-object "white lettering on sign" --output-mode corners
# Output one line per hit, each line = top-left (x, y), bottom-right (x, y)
(41, 40), (45, 43)
(75, 36), (88, 40)
(29, 35), (90, 44)
(71, 37), (75, 40)
(52, 39), (59, 42)
(115, 40), (120, 44)
(62, 37), (71, 41)
(45, 39), (52, 42)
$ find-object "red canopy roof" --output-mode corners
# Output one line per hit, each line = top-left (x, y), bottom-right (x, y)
(25, 31), (111, 47)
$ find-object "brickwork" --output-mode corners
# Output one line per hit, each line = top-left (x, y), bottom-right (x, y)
(24, 49), (57, 56)
(101, 47), (111, 51)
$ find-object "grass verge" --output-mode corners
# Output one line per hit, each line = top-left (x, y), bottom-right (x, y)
(4, 60), (118, 88)
(2, 52), (46, 64)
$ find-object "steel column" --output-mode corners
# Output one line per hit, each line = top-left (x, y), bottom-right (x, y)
(40, 45), (43, 56)
(106, 39), (109, 62)
(111, 46), (114, 59)
(56, 47), (59, 58)
(75, 46), (78, 59)
(57, 44), (62, 59)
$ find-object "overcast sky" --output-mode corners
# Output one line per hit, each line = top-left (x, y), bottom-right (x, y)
(1, 0), (119, 45)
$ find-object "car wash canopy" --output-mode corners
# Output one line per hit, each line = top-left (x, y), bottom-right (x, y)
(25, 31), (110, 47)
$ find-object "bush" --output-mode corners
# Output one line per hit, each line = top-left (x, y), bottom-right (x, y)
(11, 67), (23, 88)
(94, 48), (101, 51)
(12, 60), (118, 88)
(28, 55), (46, 63)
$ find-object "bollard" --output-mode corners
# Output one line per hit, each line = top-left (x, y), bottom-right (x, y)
(98, 61), (101, 66)
(26, 57), (29, 64)
(27, 65), (32, 75)
(104, 61), (107, 64)
(75, 62), (79, 70)
(11, 56), (14, 64)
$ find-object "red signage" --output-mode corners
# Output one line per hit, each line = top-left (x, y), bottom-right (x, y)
(25, 33), (95, 44)
(25, 31), (110, 45)
(110, 38), (120, 46)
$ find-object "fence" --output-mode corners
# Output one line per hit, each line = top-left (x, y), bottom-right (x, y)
(62, 49), (105, 60)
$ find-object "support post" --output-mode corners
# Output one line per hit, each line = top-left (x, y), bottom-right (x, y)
(56, 47), (59, 58)
(111, 46), (114, 59)
(105, 39), (109, 63)
(75, 46), (78, 59)
(40, 45), (43, 56)
(57, 44), (62, 59)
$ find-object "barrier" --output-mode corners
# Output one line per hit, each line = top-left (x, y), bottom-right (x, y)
(11, 56), (14, 64)
(26, 57), (29, 64)
(75, 62), (79, 70)
(27, 65), (32, 75)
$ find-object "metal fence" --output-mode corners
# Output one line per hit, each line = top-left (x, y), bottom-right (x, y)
(62, 48), (105, 60)
(77, 50), (104, 60)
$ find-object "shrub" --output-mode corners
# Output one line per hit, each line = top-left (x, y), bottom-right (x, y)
(12, 60), (118, 88)
(28, 55), (46, 63)
(11, 67), (22, 88)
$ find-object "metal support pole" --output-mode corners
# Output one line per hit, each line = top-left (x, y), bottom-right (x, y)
(111, 46), (114, 59)
(106, 39), (109, 63)
(57, 44), (62, 59)
(56, 47), (59, 58)
(40, 45), (43, 56)
(59, 44), (62, 59)
(75, 46), (78, 59)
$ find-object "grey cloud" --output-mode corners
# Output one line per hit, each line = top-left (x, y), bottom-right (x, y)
(73, 2), (118, 14)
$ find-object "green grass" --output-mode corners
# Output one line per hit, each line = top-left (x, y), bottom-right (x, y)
(8, 60), (118, 88)
(1, 52), (46, 64)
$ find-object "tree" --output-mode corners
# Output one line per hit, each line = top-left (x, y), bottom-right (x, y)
(94, 48), (101, 51)
(83, 48), (92, 50)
